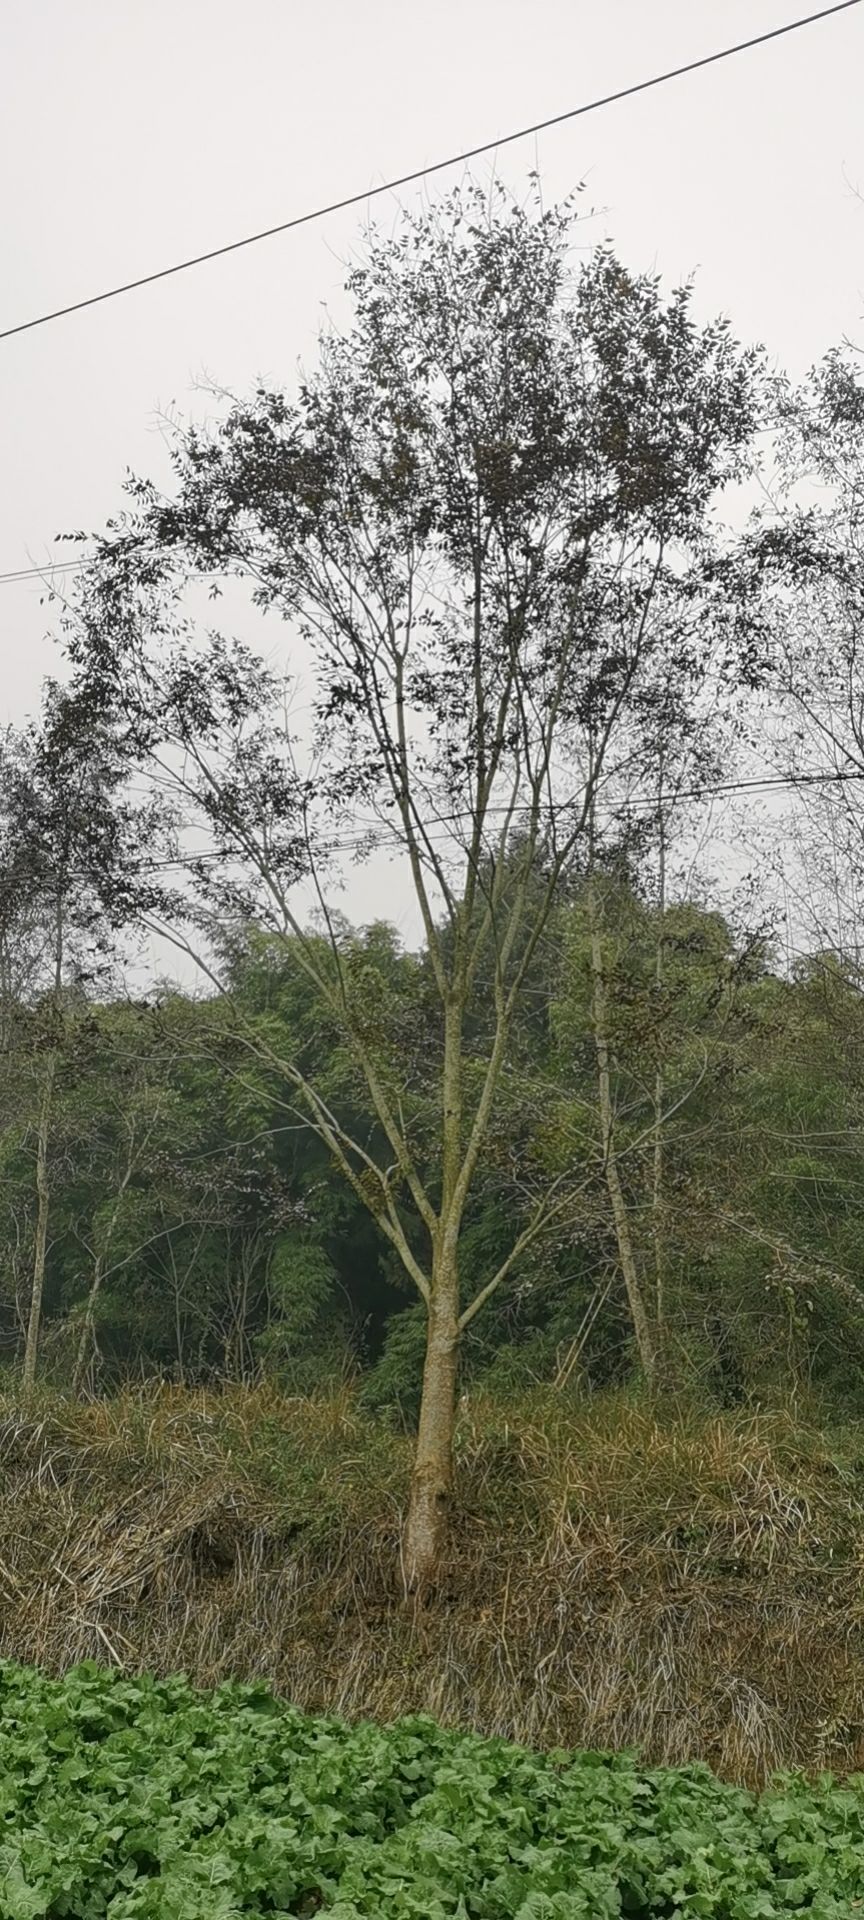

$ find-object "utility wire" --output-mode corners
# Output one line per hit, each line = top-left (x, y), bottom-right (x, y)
(0, 1), (856, 580)
(0, 1), (858, 345)
(0, 559), (88, 586)
(112, 765), (864, 877)
(593, 765), (864, 812)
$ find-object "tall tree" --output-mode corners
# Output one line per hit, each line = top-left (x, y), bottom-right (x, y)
(61, 187), (760, 1582)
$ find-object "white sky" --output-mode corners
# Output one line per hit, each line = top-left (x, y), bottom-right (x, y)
(1, 0), (862, 957)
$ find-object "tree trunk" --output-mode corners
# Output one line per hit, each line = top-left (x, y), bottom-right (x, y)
(403, 992), (465, 1592)
(403, 1257), (460, 1592)
(73, 1121), (141, 1396)
(587, 883), (658, 1386)
(72, 1253), (104, 1397)
(24, 895), (64, 1397)
(23, 1051), (56, 1394)
(652, 791), (668, 1371)
(652, 1061), (665, 1333)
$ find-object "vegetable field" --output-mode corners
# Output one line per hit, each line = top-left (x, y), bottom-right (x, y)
(0, 1665), (861, 1917)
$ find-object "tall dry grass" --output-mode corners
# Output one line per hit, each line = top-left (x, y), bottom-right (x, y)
(0, 1382), (863, 1783)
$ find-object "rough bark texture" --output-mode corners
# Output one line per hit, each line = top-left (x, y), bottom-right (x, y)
(403, 1272), (460, 1592)
(402, 996), (466, 1592)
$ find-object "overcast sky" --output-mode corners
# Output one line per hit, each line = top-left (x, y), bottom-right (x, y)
(1, 0), (862, 955)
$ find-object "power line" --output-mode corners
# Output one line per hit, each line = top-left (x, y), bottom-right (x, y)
(0, 559), (86, 586)
(15, 766), (864, 898)
(0, 556), (234, 588)
(605, 765), (864, 811)
(1, 1), (858, 345)
(117, 764), (864, 876)
(0, 2), (856, 583)
(372, 767), (864, 831)
(380, 763), (864, 826)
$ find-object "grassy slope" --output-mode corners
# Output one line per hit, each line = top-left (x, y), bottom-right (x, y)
(1, 1385), (863, 1784)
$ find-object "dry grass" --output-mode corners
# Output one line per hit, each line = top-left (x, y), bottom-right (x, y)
(1, 1382), (863, 1783)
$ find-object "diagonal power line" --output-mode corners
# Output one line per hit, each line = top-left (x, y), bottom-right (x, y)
(1, 0), (859, 345)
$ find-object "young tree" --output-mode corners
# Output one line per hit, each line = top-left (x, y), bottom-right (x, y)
(0, 699), (154, 1390)
(579, 651), (747, 1386)
(70, 1043), (170, 1395)
(61, 187), (760, 1582)
(552, 878), (767, 1387)
(45, 994), (303, 1390)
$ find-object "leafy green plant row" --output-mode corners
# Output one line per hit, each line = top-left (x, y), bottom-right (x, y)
(0, 1664), (861, 1916)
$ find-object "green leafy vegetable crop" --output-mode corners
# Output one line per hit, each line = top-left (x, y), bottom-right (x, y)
(0, 1662), (860, 1916)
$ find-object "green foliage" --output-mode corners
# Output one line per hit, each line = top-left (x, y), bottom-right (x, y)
(360, 1303), (428, 1422)
(5, 873), (864, 1412)
(0, 1661), (859, 1916)
(257, 1237), (352, 1390)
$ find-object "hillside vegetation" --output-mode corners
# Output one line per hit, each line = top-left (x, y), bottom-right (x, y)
(5, 182), (864, 1795)
(8, 185), (864, 1590)
(2, 1384), (864, 1786)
